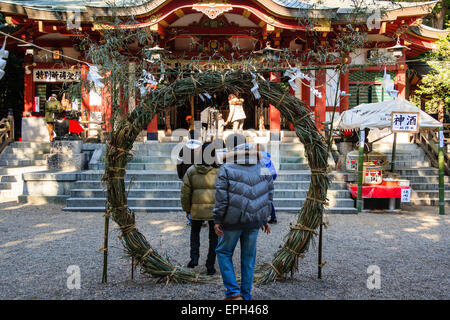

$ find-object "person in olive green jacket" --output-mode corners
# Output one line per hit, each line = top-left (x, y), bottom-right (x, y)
(181, 142), (219, 275)
(45, 94), (63, 142)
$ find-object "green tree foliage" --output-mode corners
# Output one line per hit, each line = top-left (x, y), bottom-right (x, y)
(415, 34), (450, 115)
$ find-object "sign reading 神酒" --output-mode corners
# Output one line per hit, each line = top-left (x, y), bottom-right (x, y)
(391, 112), (420, 133)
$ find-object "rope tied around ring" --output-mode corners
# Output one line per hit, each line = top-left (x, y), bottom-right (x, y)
(293, 112), (313, 126)
(166, 267), (178, 285)
(289, 223), (318, 235)
(318, 261), (327, 268)
(269, 263), (284, 278)
(275, 91), (289, 110)
(284, 245), (305, 258)
(141, 248), (154, 261)
(119, 224), (136, 237)
(306, 196), (329, 206)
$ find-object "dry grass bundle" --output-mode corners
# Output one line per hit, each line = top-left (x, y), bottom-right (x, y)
(103, 71), (329, 284)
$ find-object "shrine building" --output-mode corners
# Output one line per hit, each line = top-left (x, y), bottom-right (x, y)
(0, 0), (447, 141)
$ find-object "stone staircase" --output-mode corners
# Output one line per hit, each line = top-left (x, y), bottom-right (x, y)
(64, 140), (357, 214)
(0, 142), (50, 200)
(372, 142), (450, 206)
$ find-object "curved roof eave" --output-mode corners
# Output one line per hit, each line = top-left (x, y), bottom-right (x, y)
(0, 0), (440, 22)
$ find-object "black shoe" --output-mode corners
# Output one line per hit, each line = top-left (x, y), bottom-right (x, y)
(206, 267), (216, 275)
(187, 260), (198, 268)
(268, 219), (277, 224)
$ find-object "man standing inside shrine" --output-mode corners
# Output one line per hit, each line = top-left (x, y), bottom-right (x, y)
(45, 94), (63, 142)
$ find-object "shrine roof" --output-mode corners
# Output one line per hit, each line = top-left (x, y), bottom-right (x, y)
(272, 0), (438, 12)
(0, 0), (439, 17)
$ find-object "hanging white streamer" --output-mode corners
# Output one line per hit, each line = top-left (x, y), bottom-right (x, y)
(250, 72), (261, 100)
(0, 37), (9, 59)
(137, 69), (158, 96)
(311, 88), (322, 99)
(284, 67), (314, 93)
(382, 66), (398, 98)
(87, 65), (104, 88)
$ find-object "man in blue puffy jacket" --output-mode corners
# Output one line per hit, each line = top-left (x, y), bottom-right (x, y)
(213, 142), (273, 300)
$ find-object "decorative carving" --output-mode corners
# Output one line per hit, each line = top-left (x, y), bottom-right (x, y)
(192, 3), (233, 20)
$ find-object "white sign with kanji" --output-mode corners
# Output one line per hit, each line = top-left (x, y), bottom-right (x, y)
(391, 112), (419, 133)
(401, 188), (411, 203)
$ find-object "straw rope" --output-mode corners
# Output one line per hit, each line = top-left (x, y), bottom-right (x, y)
(102, 70), (329, 284)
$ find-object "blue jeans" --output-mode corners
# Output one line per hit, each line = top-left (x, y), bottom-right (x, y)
(216, 228), (259, 300)
(270, 202), (277, 221)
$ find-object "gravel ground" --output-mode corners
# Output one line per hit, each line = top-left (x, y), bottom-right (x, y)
(0, 200), (448, 300)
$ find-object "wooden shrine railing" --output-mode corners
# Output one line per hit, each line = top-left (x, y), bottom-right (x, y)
(0, 110), (14, 154)
(415, 124), (450, 176)
(78, 120), (105, 143)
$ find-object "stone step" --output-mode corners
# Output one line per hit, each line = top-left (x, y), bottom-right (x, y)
(281, 137), (300, 143)
(279, 143), (305, 152)
(0, 166), (48, 175)
(63, 206), (359, 214)
(0, 182), (12, 190)
(279, 156), (308, 164)
(384, 153), (425, 160)
(0, 175), (17, 183)
(0, 159), (47, 167)
(1, 153), (47, 161)
(18, 195), (69, 205)
(411, 190), (450, 199)
(389, 161), (431, 167)
(79, 170), (345, 182)
(72, 180), (348, 190)
(282, 131), (298, 137)
(11, 142), (51, 149)
(393, 168), (440, 176)
(65, 197), (354, 209)
(410, 183), (450, 190)
(403, 175), (450, 183)
(129, 156), (177, 164)
(372, 143), (422, 152)
(125, 155), (310, 165)
(69, 188), (351, 199)
(279, 163), (310, 170)
(3, 148), (50, 156)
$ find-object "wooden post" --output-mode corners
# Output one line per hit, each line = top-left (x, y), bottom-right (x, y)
(357, 130), (365, 212)
(102, 211), (110, 283)
(190, 96), (195, 131)
(391, 132), (397, 172)
(438, 126), (445, 215)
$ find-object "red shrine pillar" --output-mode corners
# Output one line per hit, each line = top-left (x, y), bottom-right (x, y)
(315, 68), (327, 132)
(23, 55), (34, 117)
(147, 115), (158, 141)
(146, 83), (158, 142)
(301, 77), (310, 112)
(270, 72), (281, 141)
(340, 70), (350, 112)
(395, 52), (407, 99)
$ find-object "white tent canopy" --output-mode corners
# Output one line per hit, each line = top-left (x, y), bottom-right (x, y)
(333, 98), (443, 130)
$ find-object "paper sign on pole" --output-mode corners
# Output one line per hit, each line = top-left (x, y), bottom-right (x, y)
(34, 97), (40, 113)
(440, 130), (445, 148)
(401, 188), (411, 203)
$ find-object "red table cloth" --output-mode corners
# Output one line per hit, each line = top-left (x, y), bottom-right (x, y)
(348, 184), (410, 198)
(68, 119), (84, 134)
